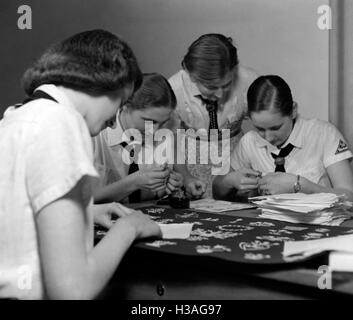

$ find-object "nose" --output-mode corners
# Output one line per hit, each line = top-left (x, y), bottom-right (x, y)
(214, 88), (224, 99)
(264, 130), (275, 143)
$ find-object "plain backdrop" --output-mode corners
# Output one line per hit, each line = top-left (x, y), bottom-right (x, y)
(0, 0), (329, 121)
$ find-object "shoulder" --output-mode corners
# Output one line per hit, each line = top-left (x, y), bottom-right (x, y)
(237, 65), (259, 86)
(168, 70), (184, 89)
(302, 117), (340, 137)
(28, 100), (89, 140)
(238, 130), (259, 148)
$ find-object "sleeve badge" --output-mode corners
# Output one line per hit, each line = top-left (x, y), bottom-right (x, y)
(335, 139), (349, 155)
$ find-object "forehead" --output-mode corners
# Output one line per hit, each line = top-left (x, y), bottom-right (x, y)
(250, 110), (289, 127)
(135, 106), (173, 120)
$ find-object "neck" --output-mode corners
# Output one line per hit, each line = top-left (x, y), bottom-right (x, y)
(57, 86), (90, 118)
(278, 118), (297, 149)
(119, 108), (130, 131)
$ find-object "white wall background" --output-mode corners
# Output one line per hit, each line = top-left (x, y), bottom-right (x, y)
(0, 0), (329, 120)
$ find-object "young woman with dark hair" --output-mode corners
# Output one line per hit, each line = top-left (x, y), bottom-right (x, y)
(0, 30), (160, 299)
(213, 75), (353, 201)
(93, 73), (183, 204)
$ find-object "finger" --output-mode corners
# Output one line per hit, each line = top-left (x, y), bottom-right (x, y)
(189, 184), (204, 196)
(150, 171), (170, 179)
(97, 217), (114, 229)
(258, 179), (269, 186)
(240, 168), (262, 177)
(238, 185), (258, 191)
(151, 184), (167, 193)
(148, 181), (166, 189)
(166, 182), (177, 193)
(240, 177), (259, 184)
(111, 202), (135, 217)
(168, 177), (183, 188)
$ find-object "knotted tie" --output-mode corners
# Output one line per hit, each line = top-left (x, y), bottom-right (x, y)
(271, 143), (294, 172)
(121, 141), (141, 203)
(197, 95), (219, 132)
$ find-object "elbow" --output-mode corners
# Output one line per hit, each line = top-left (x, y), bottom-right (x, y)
(45, 278), (96, 300)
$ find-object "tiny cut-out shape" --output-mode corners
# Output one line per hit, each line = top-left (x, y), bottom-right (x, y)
(244, 253), (271, 260)
(196, 244), (231, 254)
(284, 226), (308, 231)
(302, 232), (325, 240)
(269, 229), (293, 235)
(155, 218), (175, 224)
(239, 240), (271, 251)
(249, 221), (275, 227)
(201, 217), (220, 222)
(175, 212), (199, 219)
(192, 227), (242, 239)
(256, 235), (294, 242)
(186, 235), (209, 241)
(145, 240), (177, 248)
(146, 207), (166, 214)
(315, 228), (331, 233)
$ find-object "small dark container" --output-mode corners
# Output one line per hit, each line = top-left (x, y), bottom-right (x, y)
(169, 195), (190, 209)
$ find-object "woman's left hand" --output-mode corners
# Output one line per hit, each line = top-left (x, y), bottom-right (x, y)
(258, 173), (297, 195)
(166, 171), (184, 195)
(91, 202), (136, 229)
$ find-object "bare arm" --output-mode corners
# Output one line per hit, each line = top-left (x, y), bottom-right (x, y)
(37, 180), (160, 299)
(258, 160), (353, 201)
(94, 174), (138, 203)
(94, 168), (170, 204)
(302, 160), (353, 200)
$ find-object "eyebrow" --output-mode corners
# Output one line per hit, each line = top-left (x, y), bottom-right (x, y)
(206, 80), (232, 90)
(255, 123), (283, 131)
(142, 117), (170, 125)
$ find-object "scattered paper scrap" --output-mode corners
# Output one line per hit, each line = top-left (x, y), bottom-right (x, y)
(159, 223), (194, 239)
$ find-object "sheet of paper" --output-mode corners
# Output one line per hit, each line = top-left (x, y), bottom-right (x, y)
(159, 223), (193, 239)
(283, 234), (353, 258)
(329, 251), (353, 272)
(190, 199), (255, 213)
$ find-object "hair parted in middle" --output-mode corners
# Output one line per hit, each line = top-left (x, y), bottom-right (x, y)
(247, 75), (294, 117)
(182, 33), (239, 85)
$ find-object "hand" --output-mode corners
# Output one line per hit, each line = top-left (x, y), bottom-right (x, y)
(92, 202), (137, 229)
(134, 165), (170, 193)
(166, 171), (184, 195)
(184, 176), (207, 199)
(118, 210), (162, 239)
(231, 168), (261, 191)
(258, 172), (297, 195)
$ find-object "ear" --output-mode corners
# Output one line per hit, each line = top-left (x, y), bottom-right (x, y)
(291, 101), (298, 119)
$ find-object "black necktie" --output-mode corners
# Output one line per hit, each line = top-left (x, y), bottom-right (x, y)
(120, 141), (141, 203)
(271, 143), (294, 172)
(197, 95), (219, 132)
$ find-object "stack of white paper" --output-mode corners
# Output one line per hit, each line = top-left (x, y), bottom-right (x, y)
(190, 198), (256, 213)
(284, 234), (353, 272)
(249, 193), (353, 226)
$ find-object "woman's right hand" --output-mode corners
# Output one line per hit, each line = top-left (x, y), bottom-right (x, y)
(231, 168), (261, 191)
(134, 165), (170, 193)
(118, 209), (162, 239)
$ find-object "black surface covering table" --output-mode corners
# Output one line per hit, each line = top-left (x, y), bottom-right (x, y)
(96, 204), (353, 299)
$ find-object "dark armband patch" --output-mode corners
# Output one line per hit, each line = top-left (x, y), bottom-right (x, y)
(335, 139), (349, 155)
